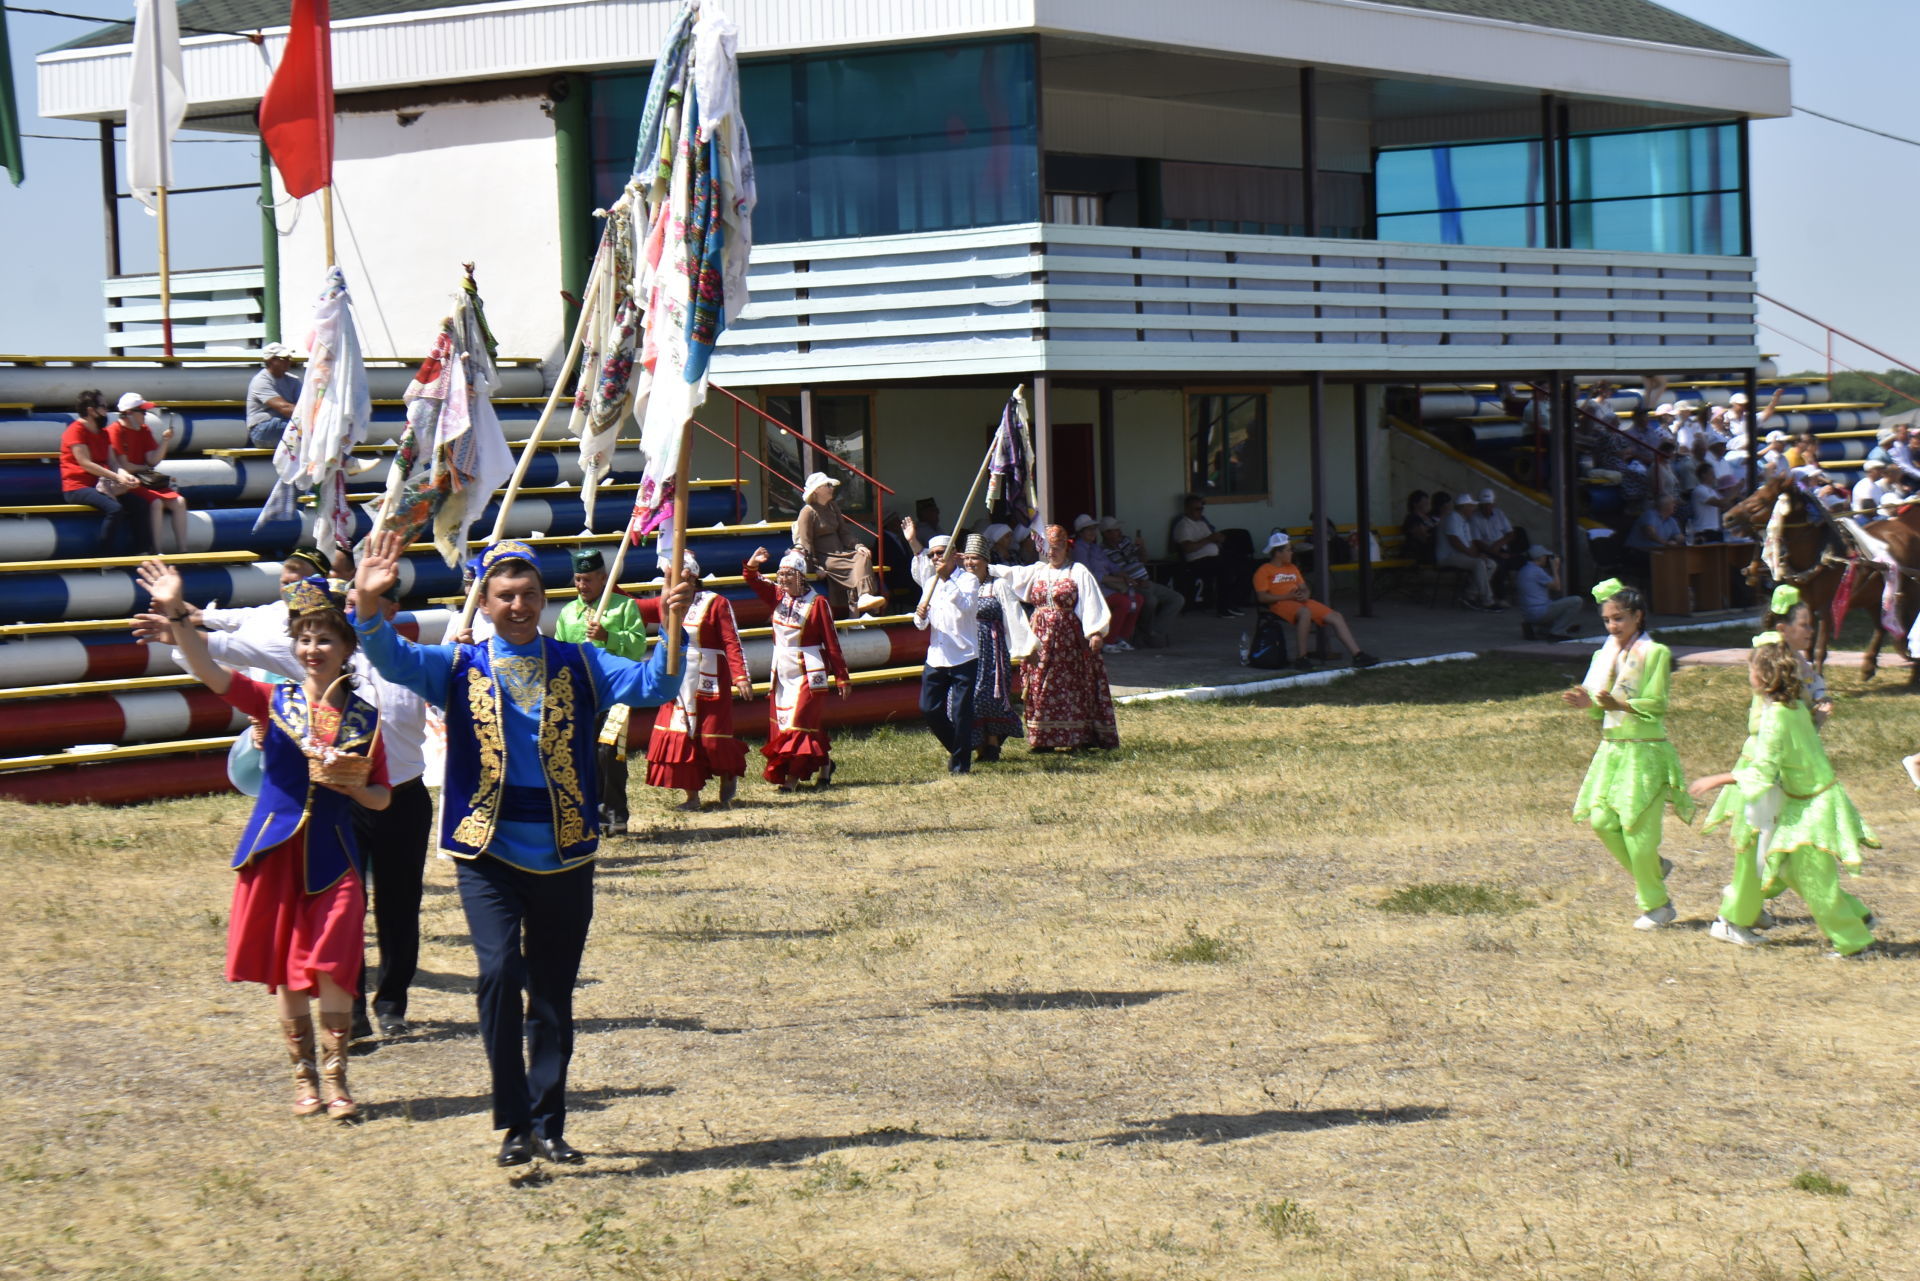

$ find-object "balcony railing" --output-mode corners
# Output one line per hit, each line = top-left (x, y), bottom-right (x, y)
(103, 267), (267, 355)
(711, 223), (1758, 384)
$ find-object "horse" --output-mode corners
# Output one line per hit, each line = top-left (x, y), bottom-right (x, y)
(1721, 475), (1920, 681)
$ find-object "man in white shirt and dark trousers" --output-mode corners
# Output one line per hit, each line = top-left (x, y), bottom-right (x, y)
(914, 546), (982, 775)
(1439, 492), (1500, 611)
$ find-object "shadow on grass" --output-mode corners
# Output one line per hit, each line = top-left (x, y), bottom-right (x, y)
(400, 1013), (747, 1044)
(1184, 659), (1573, 710)
(928, 989), (1180, 1013)
(580, 1126), (933, 1177)
(386, 1082), (676, 1123)
(650, 926), (837, 942)
(1099, 1105), (1448, 1145)
(615, 826), (775, 848)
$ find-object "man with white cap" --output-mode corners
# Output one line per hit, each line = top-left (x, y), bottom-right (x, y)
(1071, 513), (1142, 651)
(1252, 531), (1377, 668)
(1514, 544), (1581, 640)
(1757, 430), (1793, 482)
(1470, 487), (1527, 605)
(1438, 492), (1499, 611)
(912, 536), (983, 774)
(247, 343), (303, 448)
(1853, 460), (1892, 520)
(791, 471), (888, 617)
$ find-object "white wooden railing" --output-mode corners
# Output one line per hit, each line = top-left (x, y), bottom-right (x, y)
(711, 223), (1758, 384)
(103, 267), (267, 355)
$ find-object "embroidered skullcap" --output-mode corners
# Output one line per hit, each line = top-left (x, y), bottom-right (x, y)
(474, 539), (540, 584)
(1591, 578), (1627, 603)
(927, 534), (951, 552)
(1769, 584), (1801, 615)
(779, 549), (809, 575)
(281, 574), (345, 617)
(570, 547), (605, 573)
(964, 534), (987, 557)
(1751, 630), (1786, 649)
(981, 522), (1011, 544)
(284, 547), (330, 579)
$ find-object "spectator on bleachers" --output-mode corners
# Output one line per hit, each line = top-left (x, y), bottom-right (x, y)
(59, 388), (142, 550)
(109, 392), (189, 553)
(1883, 422), (1920, 485)
(1470, 487), (1529, 604)
(1853, 460), (1891, 519)
(1400, 490), (1437, 565)
(1786, 430), (1818, 470)
(793, 471), (888, 617)
(1070, 515), (1142, 652)
(247, 343), (302, 448)
(1171, 493), (1244, 618)
(1626, 493), (1685, 557)
(1098, 517), (1184, 648)
(1757, 431), (1792, 482)
(1252, 532), (1377, 670)
(913, 496), (946, 540)
(1688, 468), (1726, 543)
(1439, 492), (1499, 611)
(1515, 545), (1582, 641)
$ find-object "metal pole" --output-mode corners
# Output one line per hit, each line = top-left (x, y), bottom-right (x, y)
(1033, 374), (1054, 529)
(1539, 94), (1558, 250)
(1298, 67), (1318, 238)
(99, 121), (121, 278)
(1354, 383), (1373, 618)
(156, 186), (174, 356)
(259, 137), (281, 344)
(1744, 366), (1761, 495)
(1553, 370), (1578, 584)
(1308, 372), (1330, 657)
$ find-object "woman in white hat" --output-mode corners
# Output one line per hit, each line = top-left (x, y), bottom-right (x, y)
(743, 544), (850, 789)
(791, 471), (888, 617)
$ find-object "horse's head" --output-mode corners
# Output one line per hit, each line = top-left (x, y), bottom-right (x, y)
(1721, 474), (1793, 539)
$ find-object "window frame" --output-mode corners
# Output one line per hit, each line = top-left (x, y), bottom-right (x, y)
(1183, 386), (1271, 504)
(758, 389), (879, 522)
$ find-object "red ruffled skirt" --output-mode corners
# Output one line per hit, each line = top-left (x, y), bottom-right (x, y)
(225, 834), (364, 996)
(762, 727), (829, 784)
(646, 697), (749, 792)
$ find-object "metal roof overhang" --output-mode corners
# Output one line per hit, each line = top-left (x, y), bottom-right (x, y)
(38, 0), (1789, 124)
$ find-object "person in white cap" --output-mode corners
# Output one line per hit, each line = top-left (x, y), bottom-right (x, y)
(247, 343), (303, 448)
(791, 471), (888, 617)
(1758, 430), (1792, 482)
(1514, 544), (1582, 640)
(108, 391), (188, 553)
(1469, 488), (1525, 600)
(913, 534), (984, 774)
(745, 544), (851, 789)
(1252, 531), (1378, 668)
(1438, 492), (1499, 611)
(1071, 513), (1142, 651)
(908, 531), (952, 590)
(1853, 460), (1892, 520)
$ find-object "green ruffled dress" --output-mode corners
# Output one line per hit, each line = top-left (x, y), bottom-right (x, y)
(1572, 637), (1697, 828)
(1719, 699), (1877, 893)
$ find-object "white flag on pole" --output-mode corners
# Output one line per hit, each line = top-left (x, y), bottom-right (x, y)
(127, 0), (185, 213)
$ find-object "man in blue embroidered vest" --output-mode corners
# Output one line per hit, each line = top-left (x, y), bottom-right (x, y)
(349, 531), (692, 1168)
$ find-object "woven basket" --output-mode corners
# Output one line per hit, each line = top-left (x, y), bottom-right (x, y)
(304, 675), (378, 788)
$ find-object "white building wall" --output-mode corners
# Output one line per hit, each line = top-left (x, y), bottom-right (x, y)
(1044, 89), (1372, 172)
(275, 94), (563, 362)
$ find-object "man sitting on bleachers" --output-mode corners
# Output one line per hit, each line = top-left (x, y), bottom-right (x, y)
(246, 343), (302, 448)
(1071, 515), (1142, 652)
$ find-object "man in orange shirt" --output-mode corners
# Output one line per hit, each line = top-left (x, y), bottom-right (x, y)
(1252, 531), (1378, 670)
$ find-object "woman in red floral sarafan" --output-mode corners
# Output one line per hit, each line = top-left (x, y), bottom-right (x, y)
(1022, 573), (1119, 751)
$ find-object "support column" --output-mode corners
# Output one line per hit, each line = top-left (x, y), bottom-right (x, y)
(1308, 372), (1330, 656)
(1033, 375), (1054, 528)
(551, 73), (592, 341)
(1353, 383), (1373, 618)
(1744, 366), (1761, 494)
(1538, 94), (1559, 250)
(1097, 386), (1117, 517)
(99, 121), (121, 278)
(1552, 370), (1579, 584)
(798, 388), (817, 480)
(1298, 67), (1318, 238)
(258, 138), (280, 344)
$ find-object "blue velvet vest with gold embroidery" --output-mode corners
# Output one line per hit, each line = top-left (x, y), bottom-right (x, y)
(232, 683), (379, 894)
(441, 637), (600, 866)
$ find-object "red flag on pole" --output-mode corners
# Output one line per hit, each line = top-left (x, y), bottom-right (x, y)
(259, 0), (334, 198)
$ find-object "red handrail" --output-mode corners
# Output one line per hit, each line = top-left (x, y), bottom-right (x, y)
(703, 385), (897, 562)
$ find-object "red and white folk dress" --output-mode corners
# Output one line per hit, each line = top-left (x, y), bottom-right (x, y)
(645, 588), (751, 792)
(745, 565), (850, 784)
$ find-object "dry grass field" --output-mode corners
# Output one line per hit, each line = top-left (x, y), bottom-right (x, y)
(6, 653), (1920, 1281)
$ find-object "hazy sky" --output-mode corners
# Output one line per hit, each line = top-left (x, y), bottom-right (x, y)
(1, 0), (1915, 374)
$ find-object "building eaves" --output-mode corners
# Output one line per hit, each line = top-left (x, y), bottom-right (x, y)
(51, 0), (503, 52)
(1366, 0), (1775, 59)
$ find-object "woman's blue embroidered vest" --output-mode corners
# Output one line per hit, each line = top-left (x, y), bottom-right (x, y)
(231, 684), (378, 894)
(441, 637), (601, 866)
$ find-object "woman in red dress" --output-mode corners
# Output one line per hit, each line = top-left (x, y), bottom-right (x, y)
(137, 562), (391, 1120)
(744, 546), (849, 790)
(646, 552), (754, 810)
(1023, 575), (1120, 751)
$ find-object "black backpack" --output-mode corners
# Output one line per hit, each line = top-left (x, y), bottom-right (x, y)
(1240, 610), (1291, 669)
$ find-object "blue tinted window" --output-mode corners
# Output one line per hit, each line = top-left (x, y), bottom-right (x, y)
(1566, 124), (1736, 202)
(590, 39), (1038, 244)
(1376, 140), (1540, 215)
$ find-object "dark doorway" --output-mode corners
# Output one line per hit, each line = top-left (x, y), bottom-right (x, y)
(1051, 422), (1096, 523)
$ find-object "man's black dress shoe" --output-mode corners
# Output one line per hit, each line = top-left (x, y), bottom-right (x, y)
(534, 1135), (586, 1165)
(497, 1130), (534, 1167)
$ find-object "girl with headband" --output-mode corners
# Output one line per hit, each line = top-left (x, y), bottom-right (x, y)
(1562, 579), (1695, 929)
(1691, 635), (1880, 958)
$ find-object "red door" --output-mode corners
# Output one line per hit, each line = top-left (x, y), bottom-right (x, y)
(1050, 422), (1096, 524)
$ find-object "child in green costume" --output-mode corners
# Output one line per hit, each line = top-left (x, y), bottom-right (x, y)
(1691, 638), (1880, 958)
(1564, 580), (1695, 929)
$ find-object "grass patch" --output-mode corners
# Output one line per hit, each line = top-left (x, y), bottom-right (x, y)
(1254, 1198), (1321, 1240)
(1157, 922), (1244, 964)
(1791, 1170), (1851, 1197)
(1377, 882), (1529, 917)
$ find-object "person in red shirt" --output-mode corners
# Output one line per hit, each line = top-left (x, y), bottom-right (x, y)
(1251, 531), (1379, 670)
(107, 391), (189, 553)
(58, 389), (143, 551)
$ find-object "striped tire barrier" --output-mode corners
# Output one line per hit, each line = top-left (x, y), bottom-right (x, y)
(0, 407), (553, 455)
(0, 750), (233, 806)
(0, 687), (246, 755)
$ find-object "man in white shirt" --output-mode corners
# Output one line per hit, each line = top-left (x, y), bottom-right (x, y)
(1853, 460), (1891, 519)
(1688, 473), (1725, 542)
(1439, 492), (1499, 610)
(913, 544), (982, 775)
(1171, 493), (1243, 617)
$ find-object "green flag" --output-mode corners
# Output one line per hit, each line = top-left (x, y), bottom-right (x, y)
(0, 4), (22, 185)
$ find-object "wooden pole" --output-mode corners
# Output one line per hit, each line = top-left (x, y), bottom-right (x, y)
(662, 432), (696, 677)
(156, 186), (174, 357)
(917, 450), (994, 611)
(321, 185), (336, 268)
(454, 262), (603, 635)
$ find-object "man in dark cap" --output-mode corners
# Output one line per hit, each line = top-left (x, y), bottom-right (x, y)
(554, 547), (649, 835)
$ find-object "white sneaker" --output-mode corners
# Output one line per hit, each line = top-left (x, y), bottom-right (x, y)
(1709, 917), (1765, 946)
(1634, 904), (1678, 930)
(854, 593), (888, 614)
(1754, 906), (1778, 929)
(1107, 638), (1134, 652)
